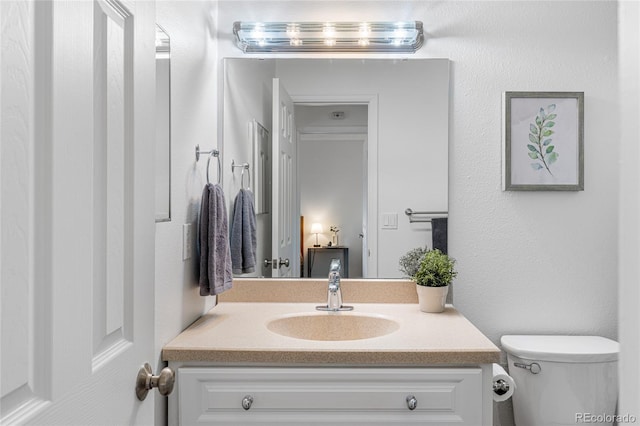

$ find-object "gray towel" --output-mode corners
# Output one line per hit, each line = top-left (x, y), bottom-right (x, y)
(199, 183), (233, 296)
(230, 188), (257, 274)
(432, 218), (448, 255)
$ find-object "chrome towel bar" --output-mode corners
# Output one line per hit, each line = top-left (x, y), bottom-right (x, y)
(404, 208), (448, 223)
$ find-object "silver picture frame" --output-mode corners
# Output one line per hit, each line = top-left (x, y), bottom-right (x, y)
(503, 91), (584, 191)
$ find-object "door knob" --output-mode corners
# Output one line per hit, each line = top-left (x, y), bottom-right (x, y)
(136, 363), (175, 401)
(279, 258), (290, 268)
(264, 258), (289, 269)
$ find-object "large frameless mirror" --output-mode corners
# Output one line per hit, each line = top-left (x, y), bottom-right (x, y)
(222, 58), (450, 279)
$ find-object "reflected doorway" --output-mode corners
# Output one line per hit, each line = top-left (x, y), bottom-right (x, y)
(296, 104), (368, 278)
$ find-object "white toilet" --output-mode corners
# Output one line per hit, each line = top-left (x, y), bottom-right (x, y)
(501, 335), (619, 426)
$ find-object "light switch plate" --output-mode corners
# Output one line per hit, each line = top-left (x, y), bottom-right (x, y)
(381, 213), (398, 229)
(183, 224), (192, 260)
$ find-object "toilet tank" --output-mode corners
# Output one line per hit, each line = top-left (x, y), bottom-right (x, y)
(501, 335), (619, 426)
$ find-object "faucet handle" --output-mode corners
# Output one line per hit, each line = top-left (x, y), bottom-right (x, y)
(329, 258), (341, 272)
(328, 272), (340, 291)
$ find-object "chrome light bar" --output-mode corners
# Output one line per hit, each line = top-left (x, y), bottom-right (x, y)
(233, 21), (424, 53)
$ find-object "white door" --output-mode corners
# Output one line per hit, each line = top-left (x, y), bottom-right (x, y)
(271, 79), (298, 277)
(1, 0), (156, 424)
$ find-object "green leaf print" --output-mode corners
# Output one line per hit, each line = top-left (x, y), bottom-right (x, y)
(527, 104), (558, 175)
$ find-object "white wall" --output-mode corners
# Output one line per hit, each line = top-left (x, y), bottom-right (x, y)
(618, 0), (640, 420)
(223, 59), (276, 277)
(434, 2), (618, 422)
(439, 0), (618, 340)
(154, 1), (218, 423)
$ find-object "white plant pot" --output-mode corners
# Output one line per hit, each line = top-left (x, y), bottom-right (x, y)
(416, 285), (449, 313)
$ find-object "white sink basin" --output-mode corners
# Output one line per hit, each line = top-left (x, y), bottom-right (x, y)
(266, 313), (400, 341)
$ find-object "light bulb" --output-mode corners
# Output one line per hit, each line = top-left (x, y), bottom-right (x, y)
(286, 24), (299, 37)
(323, 23), (335, 37)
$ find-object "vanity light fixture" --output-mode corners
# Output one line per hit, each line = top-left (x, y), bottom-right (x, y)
(233, 21), (424, 53)
(310, 223), (323, 247)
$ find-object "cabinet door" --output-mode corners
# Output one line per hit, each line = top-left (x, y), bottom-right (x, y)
(178, 367), (482, 425)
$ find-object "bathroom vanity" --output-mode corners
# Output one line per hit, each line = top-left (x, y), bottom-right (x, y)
(163, 280), (500, 425)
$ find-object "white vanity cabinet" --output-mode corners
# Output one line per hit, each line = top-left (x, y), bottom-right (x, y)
(172, 366), (484, 425)
(163, 290), (501, 425)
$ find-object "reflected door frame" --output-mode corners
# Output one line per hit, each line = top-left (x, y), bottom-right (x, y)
(292, 95), (378, 278)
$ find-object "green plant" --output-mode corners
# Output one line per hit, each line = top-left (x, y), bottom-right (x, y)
(414, 249), (457, 287)
(398, 246), (429, 279)
(528, 104), (559, 175)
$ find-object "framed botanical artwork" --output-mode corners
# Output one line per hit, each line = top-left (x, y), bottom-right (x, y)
(503, 91), (584, 191)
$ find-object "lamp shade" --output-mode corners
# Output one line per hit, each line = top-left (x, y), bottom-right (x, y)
(310, 223), (323, 234)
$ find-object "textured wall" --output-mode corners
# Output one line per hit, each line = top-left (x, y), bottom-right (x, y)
(432, 3), (618, 422)
(154, 1), (219, 422)
(436, 0), (618, 342)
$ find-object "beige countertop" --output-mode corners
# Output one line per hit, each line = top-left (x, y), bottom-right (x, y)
(162, 280), (500, 365)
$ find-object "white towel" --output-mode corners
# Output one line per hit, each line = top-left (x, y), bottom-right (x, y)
(198, 183), (233, 296)
(230, 188), (257, 274)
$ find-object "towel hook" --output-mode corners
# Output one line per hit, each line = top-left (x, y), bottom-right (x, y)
(195, 145), (221, 184)
(231, 160), (251, 190)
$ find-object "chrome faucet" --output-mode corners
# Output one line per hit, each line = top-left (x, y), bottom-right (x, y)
(316, 259), (353, 311)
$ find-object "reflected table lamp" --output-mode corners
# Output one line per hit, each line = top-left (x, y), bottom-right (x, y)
(311, 223), (323, 247)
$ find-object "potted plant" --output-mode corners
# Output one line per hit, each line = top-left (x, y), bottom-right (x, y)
(399, 248), (457, 313)
(398, 246), (429, 279)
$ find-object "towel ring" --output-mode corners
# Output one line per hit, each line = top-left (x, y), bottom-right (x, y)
(231, 160), (251, 190)
(206, 151), (221, 184)
(241, 167), (251, 190)
(195, 145), (221, 184)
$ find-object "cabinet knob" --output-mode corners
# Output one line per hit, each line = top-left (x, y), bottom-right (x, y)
(406, 395), (418, 410)
(242, 395), (254, 410)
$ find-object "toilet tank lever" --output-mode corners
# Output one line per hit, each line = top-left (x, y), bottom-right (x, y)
(514, 362), (542, 374)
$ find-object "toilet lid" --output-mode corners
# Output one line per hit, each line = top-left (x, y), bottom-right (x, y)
(501, 335), (619, 363)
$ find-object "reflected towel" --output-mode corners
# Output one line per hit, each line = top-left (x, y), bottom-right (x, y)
(230, 188), (257, 274)
(199, 183), (233, 296)
(432, 218), (448, 255)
